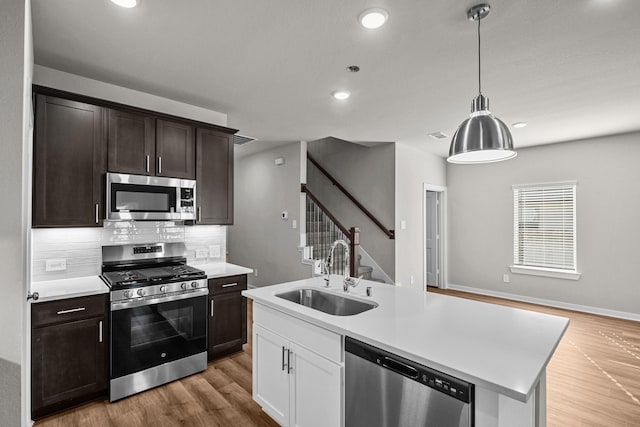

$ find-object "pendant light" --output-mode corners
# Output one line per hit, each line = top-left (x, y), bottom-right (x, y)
(448, 3), (516, 164)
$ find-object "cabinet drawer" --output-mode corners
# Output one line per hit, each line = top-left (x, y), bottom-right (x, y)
(32, 294), (107, 328)
(208, 275), (247, 295)
(254, 303), (342, 363)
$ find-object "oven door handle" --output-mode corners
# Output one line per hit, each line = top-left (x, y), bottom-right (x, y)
(111, 288), (209, 311)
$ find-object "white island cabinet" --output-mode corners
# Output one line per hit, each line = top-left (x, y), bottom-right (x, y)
(253, 303), (342, 427)
(244, 276), (569, 427)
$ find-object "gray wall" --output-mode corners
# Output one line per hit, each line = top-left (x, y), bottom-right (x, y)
(0, 0), (30, 424)
(447, 132), (640, 315)
(395, 142), (447, 289)
(228, 142), (311, 287)
(307, 138), (395, 279)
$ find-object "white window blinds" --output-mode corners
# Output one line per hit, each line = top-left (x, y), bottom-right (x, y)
(513, 182), (576, 271)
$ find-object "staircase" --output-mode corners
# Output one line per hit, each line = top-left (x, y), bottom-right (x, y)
(304, 186), (386, 283)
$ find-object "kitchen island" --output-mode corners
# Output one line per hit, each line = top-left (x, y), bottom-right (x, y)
(243, 275), (569, 427)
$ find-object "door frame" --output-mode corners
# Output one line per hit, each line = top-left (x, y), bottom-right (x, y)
(423, 183), (447, 291)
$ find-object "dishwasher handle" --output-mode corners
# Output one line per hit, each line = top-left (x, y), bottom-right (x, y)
(377, 356), (419, 379)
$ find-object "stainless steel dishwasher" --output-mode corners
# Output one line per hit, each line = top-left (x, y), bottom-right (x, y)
(345, 337), (474, 427)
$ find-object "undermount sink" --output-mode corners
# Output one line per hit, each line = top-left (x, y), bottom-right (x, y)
(276, 288), (377, 316)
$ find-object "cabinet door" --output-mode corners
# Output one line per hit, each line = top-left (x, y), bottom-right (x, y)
(33, 95), (106, 227)
(208, 292), (246, 359)
(156, 119), (195, 179)
(31, 316), (107, 419)
(253, 325), (290, 426)
(289, 342), (342, 427)
(107, 109), (155, 175)
(196, 128), (234, 224)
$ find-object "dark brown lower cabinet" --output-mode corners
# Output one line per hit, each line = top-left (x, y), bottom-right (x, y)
(207, 275), (248, 360)
(31, 295), (108, 420)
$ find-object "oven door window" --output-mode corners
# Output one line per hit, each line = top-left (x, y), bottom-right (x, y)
(111, 183), (177, 213)
(111, 296), (207, 379)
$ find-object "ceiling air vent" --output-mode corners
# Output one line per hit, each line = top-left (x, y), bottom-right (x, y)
(428, 132), (449, 140)
(233, 134), (257, 145)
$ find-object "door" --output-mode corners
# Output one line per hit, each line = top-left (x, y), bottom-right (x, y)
(33, 95), (106, 227)
(156, 119), (195, 179)
(289, 342), (342, 427)
(31, 317), (106, 419)
(253, 325), (290, 426)
(107, 109), (155, 175)
(425, 191), (441, 287)
(196, 127), (234, 224)
(208, 292), (245, 358)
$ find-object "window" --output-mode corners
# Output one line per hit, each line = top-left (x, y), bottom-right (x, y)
(511, 181), (580, 280)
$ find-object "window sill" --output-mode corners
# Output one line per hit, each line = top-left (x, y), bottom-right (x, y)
(509, 265), (581, 281)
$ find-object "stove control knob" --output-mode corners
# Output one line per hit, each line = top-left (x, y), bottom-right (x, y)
(123, 290), (133, 299)
(137, 289), (145, 297)
(160, 285), (167, 293)
(191, 282), (198, 289)
(181, 282), (187, 290)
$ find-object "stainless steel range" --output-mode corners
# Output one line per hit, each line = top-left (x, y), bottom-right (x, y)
(101, 242), (208, 402)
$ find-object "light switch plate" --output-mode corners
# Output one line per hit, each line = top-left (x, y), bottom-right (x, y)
(45, 258), (67, 272)
(195, 248), (208, 259)
(400, 220), (407, 230)
(208, 245), (221, 258)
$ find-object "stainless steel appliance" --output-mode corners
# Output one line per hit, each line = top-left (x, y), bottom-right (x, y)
(106, 172), (196, 221)
(345, 337), (474, 427)
(101, 242), (208, 401)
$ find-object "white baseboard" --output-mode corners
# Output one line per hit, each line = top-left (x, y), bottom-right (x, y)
(446, 283), (640, 322)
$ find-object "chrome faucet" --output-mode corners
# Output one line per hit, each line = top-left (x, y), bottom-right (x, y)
(326, 240), (362, 292)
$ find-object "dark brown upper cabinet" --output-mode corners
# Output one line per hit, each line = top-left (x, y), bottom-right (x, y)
(33, 94), (106, 228)
(196, 128), (234, 225)
(156, 119), (195, 179)
(107, 109), (155, 176)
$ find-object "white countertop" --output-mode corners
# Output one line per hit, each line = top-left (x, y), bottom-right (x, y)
(30, 263), (252, 303)
(243, 275), (569, 402)
(31, 276), (109, 303)
(197, 262), (253, 279)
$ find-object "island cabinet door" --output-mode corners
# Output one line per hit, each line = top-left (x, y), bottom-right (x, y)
(289, 342), (342, 427)
(253, 325), (290, 426)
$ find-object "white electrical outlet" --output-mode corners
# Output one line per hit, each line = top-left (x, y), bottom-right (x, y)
(400, 220), (407, 230)
(195, 248), (208, 259)
(503, 274), (510, 283)
(208, 245), (221, 258)
(254, 268), (258, 277)
(292, 219), (297, 229)
(410, 275), (414, 285)
(45, 258), (67, 272)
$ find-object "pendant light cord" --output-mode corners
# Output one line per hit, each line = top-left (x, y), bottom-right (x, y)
(478, 14), (482, 95)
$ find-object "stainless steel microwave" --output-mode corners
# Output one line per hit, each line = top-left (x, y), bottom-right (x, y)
(106, 173), (196, 221)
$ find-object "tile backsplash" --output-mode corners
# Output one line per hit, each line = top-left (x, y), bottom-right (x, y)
(32, 222), (227, 282)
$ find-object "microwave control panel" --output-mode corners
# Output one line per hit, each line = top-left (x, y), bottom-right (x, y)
(179, 187), (195, 213)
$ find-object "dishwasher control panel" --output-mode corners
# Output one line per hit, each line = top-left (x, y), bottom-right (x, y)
(346, 336), (474, 404)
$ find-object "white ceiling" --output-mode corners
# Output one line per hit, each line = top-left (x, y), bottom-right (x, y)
(32, 0), (640, 157)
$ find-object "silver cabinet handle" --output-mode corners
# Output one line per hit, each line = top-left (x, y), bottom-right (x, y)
(57, 307), (86, 315)
(198, 206), (201, 222)
(146, 155), (150, 173)
(287, 349), (292, 374)
(222, 283), (238, 288)
(99, 320), (103, 343)
(158, 156), (162, 174)
(95, 204), (99, 224)
(210, 299), (214, 317)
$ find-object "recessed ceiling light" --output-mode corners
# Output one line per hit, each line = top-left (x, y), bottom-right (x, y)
(110, 0), (140, 8)
(512, 122), (528, 129)
(358, 8), (389, 29)
(332, 91), (351, 100)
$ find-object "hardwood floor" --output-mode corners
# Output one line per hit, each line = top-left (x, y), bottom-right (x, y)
(36, 292), (640, 426)
(429, 287), (640, 427)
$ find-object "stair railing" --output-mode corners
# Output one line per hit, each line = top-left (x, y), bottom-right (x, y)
(302, 184), (359, 277)
(307, 153), (395, 239)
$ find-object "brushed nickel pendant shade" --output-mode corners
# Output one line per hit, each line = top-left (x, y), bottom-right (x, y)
(448, 3), (516, 164)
